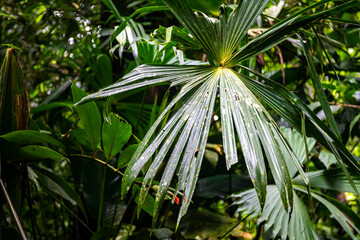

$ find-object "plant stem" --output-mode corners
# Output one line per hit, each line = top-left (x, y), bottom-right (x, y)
(97, 166), (107, 230)
(0, 178), (27, 240)
(220, 213), (251, 239)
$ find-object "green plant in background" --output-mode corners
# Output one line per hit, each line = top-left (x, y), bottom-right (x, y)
(1, 0), (360, 239)
(77, 0), (360, 230)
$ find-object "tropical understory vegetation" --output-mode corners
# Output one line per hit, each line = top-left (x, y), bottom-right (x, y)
(1, 0), (360, 239)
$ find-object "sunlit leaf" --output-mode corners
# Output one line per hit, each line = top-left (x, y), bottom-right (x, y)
(102, 113), (132, 160)
(72, 84), (101, 152)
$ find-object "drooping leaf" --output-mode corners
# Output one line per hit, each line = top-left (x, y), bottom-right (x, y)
(279, 127), (316, 178)
(299, 35), (341, 140)
(238, 66), (360, 183)
(30, 165), (86, 216)
(72, 84), (102, 152)
(295, 186), (360, 239)
(293, 168), (360, 194)
(102, 113), (132, 160)
(1, 130), (64, 149)
(20, 145), (68, 161)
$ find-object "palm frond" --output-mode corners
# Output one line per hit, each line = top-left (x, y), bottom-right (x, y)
(162, 0), (269, 65)
(293, 168), (360, 194)
(295, 186), (360, 239)
(238, 66), (360, 189)
(232, 186), (318, 240)
(75, 65), (212, 105)
(220, 68), (296, 208)
(227, 0), (359, 65)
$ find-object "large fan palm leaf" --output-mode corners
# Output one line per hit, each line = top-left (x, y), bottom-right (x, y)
(76, 0), (360, 225)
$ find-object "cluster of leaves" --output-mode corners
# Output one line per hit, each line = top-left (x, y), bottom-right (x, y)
(0, 0), (360, 239)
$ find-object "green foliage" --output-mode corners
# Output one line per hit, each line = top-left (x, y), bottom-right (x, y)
(1, 0), (360, 239)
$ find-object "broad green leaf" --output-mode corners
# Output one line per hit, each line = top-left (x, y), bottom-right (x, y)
(1, 130), (64, 149)
(30, 165), (86, 216)
(96, 54), (113, 86)
(232, 186), (318, 240)
(102, 113), (132, 160)
(318, 150), (338, 169)
(20, 145), (68, 161)
(117, 144), (138, 169)
(299, 35), (341, 140)
(72, 84), (101, 152)
(69, 129), (93, 152)
(295, 186), (360, 239)
(293, 168), (360, 194)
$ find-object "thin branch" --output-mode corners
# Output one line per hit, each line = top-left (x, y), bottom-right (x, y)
(0, 178), (27, 240)
(328, 103), (360, 109)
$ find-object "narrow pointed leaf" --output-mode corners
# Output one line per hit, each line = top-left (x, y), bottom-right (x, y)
(228, 0), (359, 65)
(1, 130), (64, 149)
(299, 35), (341, 140)
(31, 165), (86, 216)
(238, 66), (360, 177)
(111, 6), (169, 43)
(293, 168), (360, 194)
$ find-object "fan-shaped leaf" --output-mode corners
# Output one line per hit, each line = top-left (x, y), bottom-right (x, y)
(232, 186), (318, 240)
(295, 186), (360, 239)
